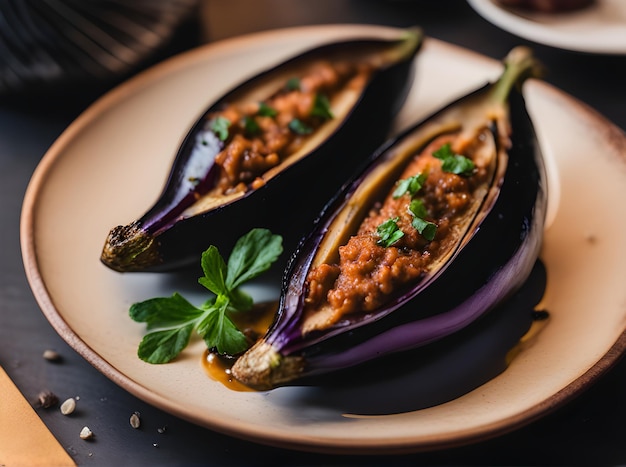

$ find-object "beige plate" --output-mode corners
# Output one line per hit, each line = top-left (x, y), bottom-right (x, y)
(467, 0), (626, 54)
(21, 25), (626, 454)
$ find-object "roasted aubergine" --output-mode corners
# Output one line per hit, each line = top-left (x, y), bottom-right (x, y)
(101, 28), (422, 272)
(231, 47), (547, 390)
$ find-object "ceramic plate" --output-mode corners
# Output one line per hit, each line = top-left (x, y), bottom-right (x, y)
(21, 25), (626, 454)
(468, 0), (626, 54)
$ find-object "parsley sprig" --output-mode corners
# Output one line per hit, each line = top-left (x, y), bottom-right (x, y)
(376, 217), (404, 247)
(409, 199), (437, 241)
(433, 143), (475, 176)
(129, 228), (283, 364)
(376, 173), (438, 246)
(257, 102), (278, 117)
(311, 94), (333, 120)
(285, 77), (300, 91)
(392, 173), (427, 199)
(375, 141), (474, 248)
(288, 118), (313, 135)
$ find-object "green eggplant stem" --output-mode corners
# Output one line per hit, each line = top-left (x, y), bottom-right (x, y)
(393, 27), (423, 62)
(490, 46), (543, 105)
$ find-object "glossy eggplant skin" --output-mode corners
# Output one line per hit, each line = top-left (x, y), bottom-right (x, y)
(100, 29), (422, 273)
(231, 48), (547, 390)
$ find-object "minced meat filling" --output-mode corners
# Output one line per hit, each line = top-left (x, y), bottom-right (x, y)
(304, 134), (491, 325)
(207, 60), (372, 194)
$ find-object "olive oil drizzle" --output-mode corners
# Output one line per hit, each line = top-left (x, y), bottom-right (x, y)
(202, 301), (277, 391)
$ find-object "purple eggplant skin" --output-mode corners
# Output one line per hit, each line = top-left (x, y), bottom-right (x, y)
(231, 47), (548, 390)
(100, 28), (422, 273)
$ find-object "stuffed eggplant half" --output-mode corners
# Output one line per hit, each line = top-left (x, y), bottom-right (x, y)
(231, 47), (547, 390)
(101, 28), (422, 272)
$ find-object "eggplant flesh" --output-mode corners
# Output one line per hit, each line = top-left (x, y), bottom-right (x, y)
(100, 28), (422, 273)
(231, 47), (547, 390)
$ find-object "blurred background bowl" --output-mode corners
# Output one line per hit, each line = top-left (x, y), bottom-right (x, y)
(0, 0), (200, 98)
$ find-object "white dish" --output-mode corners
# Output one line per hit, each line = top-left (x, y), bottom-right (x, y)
(21, 24), (626, 453)
(467, 0), (626, 54)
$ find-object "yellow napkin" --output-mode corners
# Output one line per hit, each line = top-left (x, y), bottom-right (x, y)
(0, 366), (75, 466)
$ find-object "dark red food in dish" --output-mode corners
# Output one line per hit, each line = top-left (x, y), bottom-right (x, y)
(497, 0), (595, 13)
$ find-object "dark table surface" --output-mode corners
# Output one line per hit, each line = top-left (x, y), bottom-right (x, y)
(2, 1), (625, 465)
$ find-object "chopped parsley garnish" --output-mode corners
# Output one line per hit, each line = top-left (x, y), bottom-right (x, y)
(311, 94), (333, 120)
(385, 173), (438, 243)
(433, 143), (475, 176)
(393, 173), (428, 199)
(408, 198), (428, 218)
(210, 116), (231, 141)
(411, 217), (437, 242)
(376, 217), (404, 247)
(288, 118), (313, 135)
(285, 77), (301, 91)
(409, 199), (437, 241)
(242, 115), (260, 136)
(257, 102), (278, 117)
(129, 229), (283, 363)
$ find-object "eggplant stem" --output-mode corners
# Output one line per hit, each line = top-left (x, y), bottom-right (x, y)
(391, 26), (423, 62)
(490, 46), (543, 104)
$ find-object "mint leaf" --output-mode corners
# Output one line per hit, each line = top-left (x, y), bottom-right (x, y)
(137, 325), (194, 364)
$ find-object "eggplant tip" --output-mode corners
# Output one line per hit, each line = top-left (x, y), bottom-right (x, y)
(231, 341), (305, 391)
(100, 222), (161, 272)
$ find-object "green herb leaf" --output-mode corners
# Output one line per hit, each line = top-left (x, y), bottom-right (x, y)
(226, 228), (283, 289)
(228, 288), (254, 313)
(197, 297), (249, 355)
(412, 216), (437, 241)
(210, 116), (231, 141)
(242, 116), (260, 136)
(433, 143), (475, 176)
(408, 198), (428, 219)
(137, 325), (194, 364)
(198, 245), (228, 296)
(257, 102), (278, 117)
(311, 94), (333, 120)
(377, 217), (404, 247)
(393, 173), (428, 199)
(408, 199), (437, 241)
(129, 229), (283, 363)
(285, 77), (301, 91)
(129, 293), (203, 331)
(288, 118), (313, 135)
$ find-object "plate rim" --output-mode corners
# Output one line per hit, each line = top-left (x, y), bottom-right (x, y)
(467, 0), (626, 55)
(19, 23), (626, 454)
